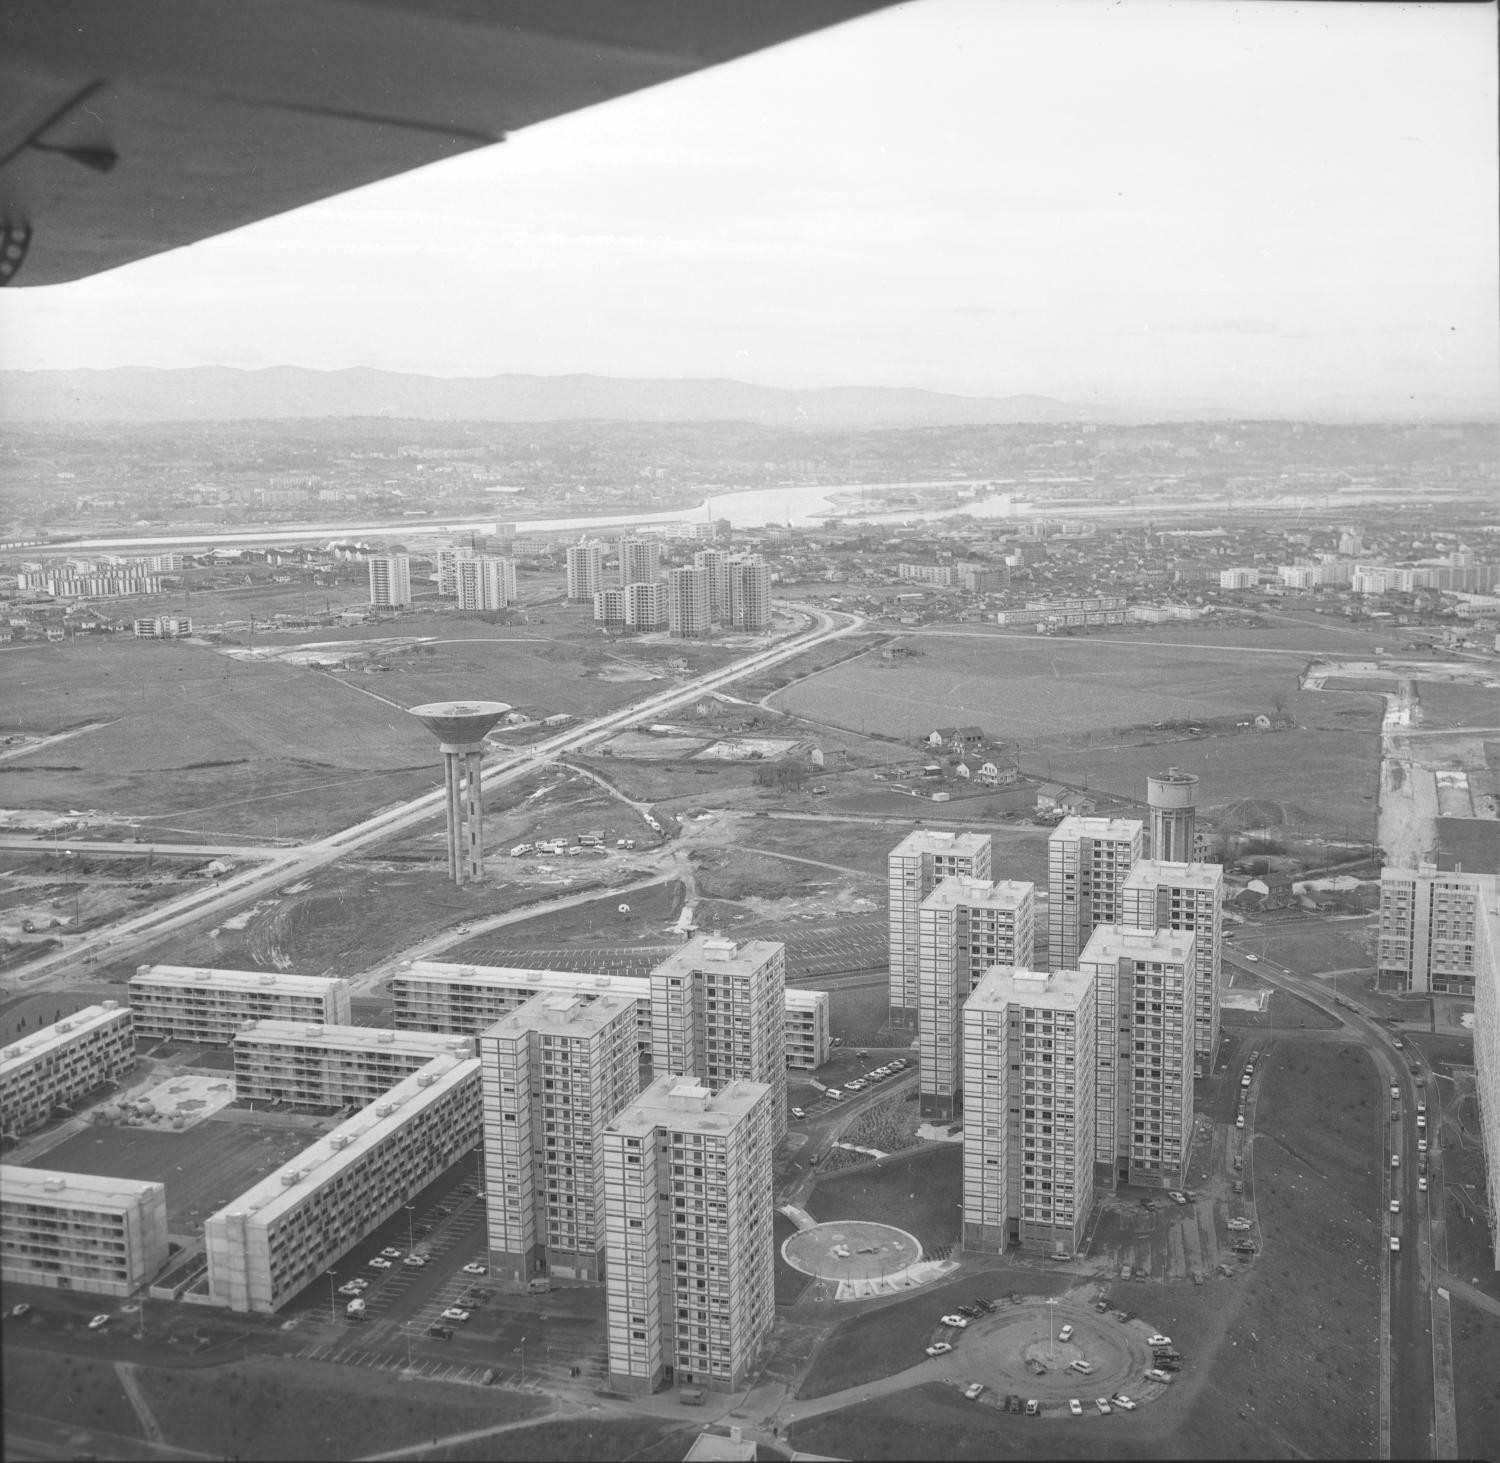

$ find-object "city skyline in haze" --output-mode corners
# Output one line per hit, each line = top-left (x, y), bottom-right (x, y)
(0, 0), (1495, 417)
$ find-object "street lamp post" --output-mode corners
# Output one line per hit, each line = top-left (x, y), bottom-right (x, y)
(405, 1204), (415, 1256)
(517, 1335), (526, 1386)
(327, 1271), (337, 1326)
(1046, 1296), (1059, 1361)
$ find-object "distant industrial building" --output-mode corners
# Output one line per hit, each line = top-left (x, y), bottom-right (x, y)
(1046, 816), (1146, 969)
(231, 1022), (472, 1108)
(129, 966), (352, 1045)
(887, 830), (993, 1029)
(1, 1002), (135, 1138)
(916, 876), (1035, 1120)
(962, 966), (1096, 1257)
(1377, 864), (1484, 996)
(480, 990), (640, 1287)
(367, 553), (412, 608)
(602, 1076), (775, 1395)
(1, 1167), (169, 1298)
(1146, 768), (1199, 863)
(1122, 859), (1224, 1069)
(1079, 925), (1197, 1190)
(204, 1053), (481, 1312)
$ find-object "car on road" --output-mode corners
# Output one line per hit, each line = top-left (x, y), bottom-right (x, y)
(1418, 1176), (1428, 1192)
(1025, 1399), (1039, 1415)
(1416, 1115), (1426, 1130)
(1393, 1038), (1404, 1049)
(1236, 1115), (1245, 1128)
(87, 1314), (109, 1329)
(380, 1247), (402, 1259)
(1416, 1100), (1426, 1114)
(462, 1263), (487, 1275)
(9, 1304), (31, 1318)
(1095, 1398), (1112, 1414)
(1168, 1191), (1188, 1204)
(1147, 1335), (1172, 1347)
(1390, 1084), (1400, 1099)
(1226, 1219), (1252, 1232)
(964, 1382), (985, 1400)
(1389, 1199), (1400, 1214)
(1391, 1153), (1400, 1168)
(1145, 1368), (1173, 1384)
(1068, 1360), (1095, 1376)
(427, 1325), (453, 1339)
(442, 1307), (471, 1322)
(790, 1107), (806, 1120)
(1111, 1394), (1137, 1411)
(941, 1314), (969, 1328)
(1069, 1399), (1083, 1416)
(1058, 1324), (1074, 1342)
(1418, 1138), (1427, 1153)
(925, 1342), (952, 1357)
(368, 1257), (393, 1270)
(1245, 954), (1259, 962)
(1390, 1235), (1401, 1252)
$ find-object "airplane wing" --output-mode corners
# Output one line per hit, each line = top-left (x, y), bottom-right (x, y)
(0, 0), (898, 287)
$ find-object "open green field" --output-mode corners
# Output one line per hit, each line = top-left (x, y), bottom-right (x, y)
(1413, 678), (1500, 730)
(807, 1144), (962, 1249)
(1, 1347), (552, 1461)
(24, 1112), (313, 1229)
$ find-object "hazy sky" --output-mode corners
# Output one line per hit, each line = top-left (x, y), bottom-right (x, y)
(1, 0), (1495, 410)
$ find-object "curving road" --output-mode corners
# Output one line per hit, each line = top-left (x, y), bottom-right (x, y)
(7, 605), (867, 988)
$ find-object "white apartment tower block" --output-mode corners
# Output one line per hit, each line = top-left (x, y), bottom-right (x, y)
(1, 1002), (135, 1138)
(618, 537), (661, 587)
(481, 991), (640, 1288)
(567, 541), (607, 602)
(1378, 864), (1484, 997)
(129, 966), (352, 1045)
(887, 830), (992, 1028)
(1047, 816), (1146, 969)
(367, 553), (412, 608)
(917, 876), (1035, 1121)
(1121, 859), (1224, 1069)
(650, 937), (787, 1144)
(667, 566), (711, 638)
(962, 966), (1096, 1257)
(1079, 925), (1197, 1190)
(602, 1076), (775, 1395)
(727, 555), (772, 631)
(693, 548), (731, 622)
(455, 555), (516, 612)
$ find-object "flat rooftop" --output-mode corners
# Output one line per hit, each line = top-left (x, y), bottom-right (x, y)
(131, 965), (347, 995)
(1, 1002), (128, 1075)
(401, 959), (818, 1007)
(1123, 859), (1224, 890)
(480, 989), (637, 1040)
(203, 1053), (479, 1229)
(890, 829), (991, 858)
(923, 874), (1034, 910)
(968, 965), (1094, 1013)
(608, 1075), (770, 1139)
(1079, 924), (1196, 966)
(1050, 815), (1145, 842)
(1, 1163), (163, 1209)
(231, 1021), (471, 1057)
(651, 935), (783, 980)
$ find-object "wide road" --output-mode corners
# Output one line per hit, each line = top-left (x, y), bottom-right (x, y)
(8, 604), (866, 987)
(1232, 946), (1443, 1460)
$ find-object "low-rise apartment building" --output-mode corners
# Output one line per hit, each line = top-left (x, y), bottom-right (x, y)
(129, 966), (352, 1045)
(1, 1002), (136, 1138)
(1, 1167), (169, 1297)
(231, 1022), (472, 1108)
(203, 1053), (481, 1313)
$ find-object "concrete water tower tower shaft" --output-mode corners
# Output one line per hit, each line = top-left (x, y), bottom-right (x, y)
(409, 701), (511, 885)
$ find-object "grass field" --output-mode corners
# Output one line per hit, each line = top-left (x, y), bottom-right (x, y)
(1414, 679), (1500, 730)
(27, 1113), (313, 1229)
(1451, 1300), (1500, 1458)
(435, 1416), (700, 1462)
(1245, 919), (1376, 977)
(807, 1145), (962, 1249)
(1, 1347), (552, 1461)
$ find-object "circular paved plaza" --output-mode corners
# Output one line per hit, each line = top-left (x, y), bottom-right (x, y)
(781, 1221), (923, 1282)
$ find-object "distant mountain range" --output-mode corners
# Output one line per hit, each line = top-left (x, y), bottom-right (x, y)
(0, 367), (1491, 426)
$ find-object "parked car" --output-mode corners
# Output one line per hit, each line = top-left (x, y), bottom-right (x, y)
(1026, 1357), (1048, 1375)
(1145, 1368), (1173, 1384)
(1146, 1335), (1172, 1347)
(964, 1382), (985, 1400)
(1111, 1393), (1137, 1411)
(462, 1262), (487, 1275)
(1418, 1138), (1427, 1153)
(1390, 1235), (1401, 1252)
(379, 1247), (402, 1259)
(338, 1282), (366, 1296)
(403, 1254), (427, 1267)
(941, 1314), (969, 1328)
(1167, 1191), (1188, 1205)
(1069, 1399), (1083, 1416)
(1389, 1199), (1400, 1214)
(9, 1304), (31, 1318)
(1058, 1324), (1074, 1342)
(790, 1107), (806, 1120)
(88, 1314), (110, 1329)
(925, 1341), (952, 1357)
(1025, 1400), (1039, 1416)
(427, 1325), (454, 1339)
(442, 1307), (471, 1322)
(1068, 1360), (1095, 1375)
(1226, 1218), (1252, 1232)
(368, 1257), (393, 1270)
(1418, 1176), (1428, 1192)
(1095, 1398), (1112, 1414)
